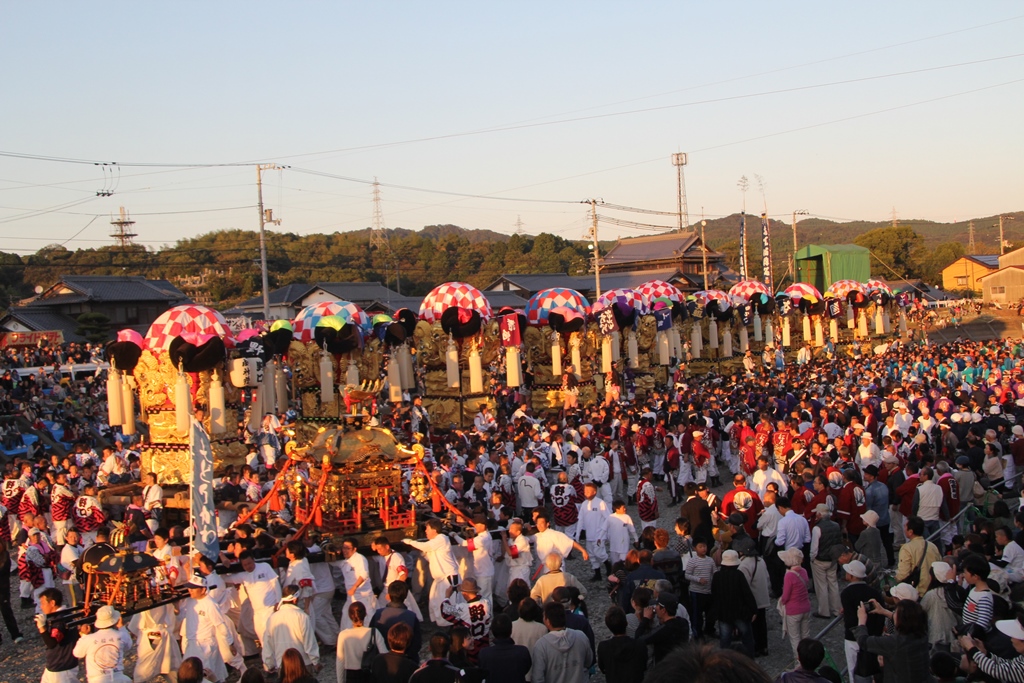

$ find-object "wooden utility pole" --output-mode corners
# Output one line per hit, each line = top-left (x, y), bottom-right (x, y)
(256, 164), (280, 320)
(587, 200), (602, 298)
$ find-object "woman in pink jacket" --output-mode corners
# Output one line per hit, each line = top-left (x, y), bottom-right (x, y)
(778, 547), (812, 663)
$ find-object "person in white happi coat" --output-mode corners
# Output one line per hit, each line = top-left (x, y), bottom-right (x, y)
(225, 551), (281, 648)
(281, 540), (317, 614)
(305, 535), (342, 645)
(455, 523), (496, 604)
(606, 500), (638, 565)
(338, 536), (375, 630)
(128, 603), (183, 683)
(575, 482), (611, 580)
(501, 519), (534, 587)
(532, 511), (588, 580)
(262, 586), (320, 673)
(178, 575), (235, 683)
(370, 536), (423, 620)
(582, 448), (612, 504)
(196, 554), (250, 667)
(404, 519), (461, 626)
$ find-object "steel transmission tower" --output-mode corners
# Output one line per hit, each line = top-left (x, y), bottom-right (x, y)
(371, 179), (399, 296)
(110, 207), (138, 248)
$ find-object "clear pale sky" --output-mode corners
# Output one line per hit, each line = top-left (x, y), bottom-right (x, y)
(2, 3), (1022, 253)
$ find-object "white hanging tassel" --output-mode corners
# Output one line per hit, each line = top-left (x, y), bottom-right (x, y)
(690, 323), (702, 358)
(506, 347), (522, 387)
(210, 370), (226, 435)
(627, 331), (639, 369)
(399, 344), (415, 389)
(814, 317), (824, 347)
(874, 306), (885, 335)
(802, 315), (812, 342)
(275, 365), (288, 412)
(469, 344), (484, 393)
(551, 333), (562, 376)
(263, 359), (277, 415)
(670, 328), (681, 358)
(782, 316), (792, 347)
(346, 353), (360, 386)
(120, 378), (136, 436)
(709, 319), (719, 349)
(739, 324), (749, 353)
(765, 319), (774, 346)
(723, 329), (733, 357)
(753, 313), (763, 342)
(830, 318), (839, 342)
(570, 337), (581, 377)
(883, 308), (892, 334)
(657, 331), (670, 365)
(899, 309), (909, 337)
(601, 336), (613, 373)
(858, 310), (869, 338)
(174, 368), (191, 437)
(446, 337), (460, 388)
(319, 349), (334, 403)
(388, 356), (403, 403)
(611, 332), (620, 362)
(247, 373), (263, 433)
(106, 368), (123, 427)
(846, 305), (855, 329)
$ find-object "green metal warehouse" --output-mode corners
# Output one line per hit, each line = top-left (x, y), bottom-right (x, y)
(794, 244), (871, 292)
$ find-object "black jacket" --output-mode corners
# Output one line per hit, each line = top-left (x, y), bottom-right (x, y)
(680, 497), (715, 547)
(372, 652), (419, 683)
(636, 615), (690, 663)
(41, 617), (80, 673)
(710, 566), (757, 623)
(597, 635), (648, 683)
(370, 605), (423, 663)
(477, 638), (532, 683)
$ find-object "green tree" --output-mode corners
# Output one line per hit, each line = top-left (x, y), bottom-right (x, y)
(917, 241), (966, 286)
(854, 226), (923, 278)
(75, 312), (112, 343)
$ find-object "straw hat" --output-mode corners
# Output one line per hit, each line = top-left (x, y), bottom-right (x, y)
(94, 605), (121, 629)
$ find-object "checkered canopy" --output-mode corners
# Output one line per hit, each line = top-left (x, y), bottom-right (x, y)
(635, 280), (682, 306)
(293, 301), (369, 343)
(782, 282), (822, 303)
(419, 282), (493, 323)
(524, 288), (591, 326)
(693, 290), (730, 308)
(592, 288), (645, 315)
(865, 279), (893, 297)
(826, 280), (866, 299)
(728, 280), (772, 304)
(145, 305), (234, 352)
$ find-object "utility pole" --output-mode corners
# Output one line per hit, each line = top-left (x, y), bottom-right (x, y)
(968, 221), (976, 255)
(671, 153), (689, 231)
(791, 209), (808, 283)
(586, 200), (602, 297)
(370, 179), (399, 296)
(999, 215), (1015, 255)
(256, 164), (281, 320)
(700, 209), (709, 290)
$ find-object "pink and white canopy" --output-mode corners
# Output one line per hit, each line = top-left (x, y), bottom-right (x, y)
(525, 288), (591, 326)
(419, 282), (493, 324)
(145, 305), (234, 352)
(592, 288), (646, 314)
(293, 301), (368, 343)
(728, 280), (772, 304)
(826, 279), (866, 299)
(693, 289), (731, 308)
(782, 282), (822, 303)
(635, 280), (682, 306)
(865, 279), (893, 297)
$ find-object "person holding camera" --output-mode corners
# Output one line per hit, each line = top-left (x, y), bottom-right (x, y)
(855, 598), (932, 683)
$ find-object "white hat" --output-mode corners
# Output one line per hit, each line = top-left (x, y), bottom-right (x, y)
(842, 560), (867, 578)
(692, 431), (704, 438)
(861, 433), (873, 441)
(890, 582), (919, 602)
(881, 453), (899, 465)
(895, 401), (907, 410)
(930, 561), (955, 584)
(997, 619), (1024, 641)
(721, 549), (740, 567)
(814, 503), (831, 515)
(94, 605), (121, 629)
(951, 413), (962, 423)
(991, 405), (1002, 415)
(860, 510), (879, 527)
(972, 413), (983, 423)
(779, 547), (804, 567)
(1014, 426), (1024, 438)
(184, 574), (208, 590)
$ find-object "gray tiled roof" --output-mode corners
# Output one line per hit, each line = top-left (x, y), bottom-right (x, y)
(602, 232), (723, 266)
(236, 283), (317, 309)
(486, 273), (593, 293)
(0, 309), (86, 342)
(29, 276), (187, 305)
(312, 282), (404, 304)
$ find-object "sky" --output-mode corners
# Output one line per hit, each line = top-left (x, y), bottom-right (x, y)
(1, 3), (1022, 254)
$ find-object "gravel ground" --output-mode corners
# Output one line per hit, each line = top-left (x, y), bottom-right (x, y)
(0, 476), (851, 683)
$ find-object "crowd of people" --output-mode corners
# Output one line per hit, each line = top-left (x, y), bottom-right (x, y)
(4, 333), (1024, 683)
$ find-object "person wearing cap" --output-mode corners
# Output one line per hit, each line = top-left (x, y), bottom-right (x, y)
(263, 584), (319, 674)
(854, 510), (884, 570)
(960, 614), (1024, 682)
(710, 549), (757, 655)
(73, 604), (133, 683)
(855, 598), (932, 683)
(920, 561), (959, 648)
(179, 573), (236, 682)
(441, 577), (492, 662)
(839, 558), (884, 683)
(635, 590), (689, 664)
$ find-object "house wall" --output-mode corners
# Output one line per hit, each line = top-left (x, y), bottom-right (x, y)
(1000, 249), (1024, 269)
(942, 258), (995, 293)
(982, 270), (1024, 304)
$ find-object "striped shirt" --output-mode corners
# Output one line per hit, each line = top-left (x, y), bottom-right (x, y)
(963, 587), (994, 631)
(970, 649), (1024, 683)
(685, 555), (716, 595)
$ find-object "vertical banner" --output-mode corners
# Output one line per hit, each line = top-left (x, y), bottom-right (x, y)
(761, 213), (773, 293)
(738, 212), (748, 280)
(190, 418), (217, 559)
(499, 313), (522, 347)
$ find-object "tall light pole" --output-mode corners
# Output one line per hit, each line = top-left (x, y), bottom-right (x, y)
(791, 209), (808, 282)
(256, 164), (281, 320)
(671, 153), (689, 231)
(999, 215), (1015, 255)
(700, 214), (709, 290)
(587, 199), (602, 298)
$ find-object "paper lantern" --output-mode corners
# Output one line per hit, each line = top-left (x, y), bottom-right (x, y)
(883, 309), (892, 334)
(739, 325), (749, 353)
(601, 336), (612, 373)
(723, 329), (733, 357)
(611, 332), (620, 362)
(765, 319), (774, 346)
(551, 334), (562, 376)
(657, 332), (670, 365)
(446, 338), (460, 388)
(690, 324), (702, 359)
(814, 318), (824, 347)
(210, 372), (226, 435)
(230, 358), (262, 388)
(782, 317), (791, 347)
(469, 347), (484, 393)
(875, 307), (885, 335)
(388, 358), (403, 403)
(107, 371), (123, 427)
(570, 337), (582, 376)
(319, 351), (334, 403)
(263, 360), (277, 415)
(753, 313), (763, 342)
(846, 305), (855, 330)
(830, 319), (839, 342)
(669, 328), (681, 358)
(346, 355), (360, 386)
(709, 319), (719, 349)
(627, 332), (638, 369)
(174, 372), (191, 437)
(506, 347), (522, 387)
(121, 380), (135, 436)
(899, 310), (908, 337)
(858, 311), (869, 338)
(802, 315), (812, 342)
(275, 366), (288, 412)
(247, 383), (262, 433)
(398, 345), (414, 390)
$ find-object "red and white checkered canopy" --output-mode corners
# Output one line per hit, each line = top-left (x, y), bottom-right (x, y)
(728, 280), (772, 304)
(592, 288), (646, 315)
(419, 282), (493, 323)
(145, 305), (234, 352)
(635, 280), (682, 305)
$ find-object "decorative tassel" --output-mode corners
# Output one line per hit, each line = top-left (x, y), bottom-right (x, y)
(657, 331), (670, 365)
(670, 328), (681, 358)
(388, 357), (403, 402)
(346, 354), (360, 386)
(802, 315), (812, 342)
(570, 336), (582, 376)
(883, 309), (892, 334)
(446, 337), (460, 388)
(210, 370), (226, 435)
(858, 311), (869, 338)
(174, 367), (191, 437)
(627, 332), (639, 369)
(874, 307), (885, 335)
(899, 309), (908, 338)
(847, 305), (855, 329)
(399, 344), (414, 390)
(765, 319), (774, 346)
(753, 313), (763, 342)
(469, 344), (484, 393)
(709, 319), (719, 349)
(611, 332), (620, 362)
(739, 324), (749, 353)
(275, 365), (288, 412)
(263, 359), (277, 415)
(319, 349), (334, 403)
(601, 336), (612, 373)
(690, 324), (702, 359)
(106, 368), (123, 427)
(506, 347), (521, 387)
(247, 379), (263, 433)
(551, 333), (562, 376)
(723, 329), (733, 357)
(830, 318), (839, 342)
(120, 379), (135, 436)
(814, 318), (824, 347)
(782, 316), (791, 347)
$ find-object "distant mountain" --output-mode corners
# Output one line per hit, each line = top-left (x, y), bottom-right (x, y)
(372, 224), (514, 244)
